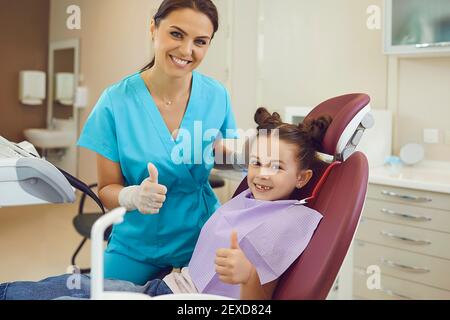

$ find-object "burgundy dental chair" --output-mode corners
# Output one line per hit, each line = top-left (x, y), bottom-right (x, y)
(232, 93), (373, 300)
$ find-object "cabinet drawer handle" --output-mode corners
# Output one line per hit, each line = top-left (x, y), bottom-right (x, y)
(380, 230), (432, 245)
(380, 287), (413, 300)
(381, 190), (432, 203)
(381, 257), (430, 273)
(380, 208), (432, 222)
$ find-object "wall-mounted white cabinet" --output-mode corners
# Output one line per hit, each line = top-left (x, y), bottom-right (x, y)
(384, 0), (450, 56)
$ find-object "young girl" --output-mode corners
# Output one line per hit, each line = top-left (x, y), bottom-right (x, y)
(0, 108), (331, 300)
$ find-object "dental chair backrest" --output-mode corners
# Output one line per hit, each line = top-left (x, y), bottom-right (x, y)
(233, 93), (372, 299)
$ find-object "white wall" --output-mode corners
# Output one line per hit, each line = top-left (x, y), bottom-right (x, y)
(229, 0), (260, 131)
(394, 57), (450, 161)
(48, 0), (450, 185)
(50, 0), (157, 183)
(258, 0), (387, 111)
(253, 0), (450, 162)
(49, 0), (236, 183)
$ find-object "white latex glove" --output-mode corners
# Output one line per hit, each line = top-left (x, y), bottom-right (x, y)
(118, 163), (167, 214)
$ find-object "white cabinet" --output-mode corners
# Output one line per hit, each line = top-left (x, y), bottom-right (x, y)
(384, 0), (450, 56)
(353, 183), (450, 299)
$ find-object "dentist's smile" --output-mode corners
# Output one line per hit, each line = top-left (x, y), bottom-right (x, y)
(169, 55), (192, 68)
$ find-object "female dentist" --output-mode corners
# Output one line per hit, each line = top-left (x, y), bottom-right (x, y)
(78, 0), (238, 285)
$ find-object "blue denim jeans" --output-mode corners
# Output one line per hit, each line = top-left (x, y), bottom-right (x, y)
(0, 274), (172, 300)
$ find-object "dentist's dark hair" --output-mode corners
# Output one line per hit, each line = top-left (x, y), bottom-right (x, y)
(254, 107), (332, 171)
(140, 0), (219, 72)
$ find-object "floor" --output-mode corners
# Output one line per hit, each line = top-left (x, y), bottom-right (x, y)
(0, 187), (229, 284)
(0, 193), (91, 283)
(0, 185), (357, 299)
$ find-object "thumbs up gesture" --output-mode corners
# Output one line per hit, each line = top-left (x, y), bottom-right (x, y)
(133, 163), (168, 214)
(215, 231), (253, 285)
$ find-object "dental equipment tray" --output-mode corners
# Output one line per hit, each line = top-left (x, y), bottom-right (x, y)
(0, 135), (76, 207)
(0, 157), (76, 207)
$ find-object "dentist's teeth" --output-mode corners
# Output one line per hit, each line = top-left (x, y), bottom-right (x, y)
(171, 56), (189, 65)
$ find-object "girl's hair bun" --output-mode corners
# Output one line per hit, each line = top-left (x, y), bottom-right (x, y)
(252, 107), (332, 171)
(300, 115), (332, 149)
(254, 107), (283, 130)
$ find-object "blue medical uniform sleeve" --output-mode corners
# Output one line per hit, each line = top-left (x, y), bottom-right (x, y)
(220, 88), (239, 139)
(77, 89), (119, 162)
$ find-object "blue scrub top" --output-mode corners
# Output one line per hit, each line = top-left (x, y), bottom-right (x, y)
(77, 71), (238, 267)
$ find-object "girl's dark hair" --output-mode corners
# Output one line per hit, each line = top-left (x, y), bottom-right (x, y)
(254, 107), (332, 170)
(140, 0), (219, 72)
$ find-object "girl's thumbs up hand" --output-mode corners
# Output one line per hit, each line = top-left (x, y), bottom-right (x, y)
(230, 230), (240, 249)
(214, 231), (253, 285)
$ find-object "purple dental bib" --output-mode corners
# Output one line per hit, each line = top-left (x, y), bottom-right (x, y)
(188, 188), (323, 299)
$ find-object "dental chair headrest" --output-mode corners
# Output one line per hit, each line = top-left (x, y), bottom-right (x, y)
(305, 93), (373, 162)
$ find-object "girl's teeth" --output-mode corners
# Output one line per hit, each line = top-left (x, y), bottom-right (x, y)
(256, 184), (271, 191)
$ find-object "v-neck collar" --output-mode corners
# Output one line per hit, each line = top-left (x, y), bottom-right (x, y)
(137, 71), (198, 144)
(130, 71), (199, 186)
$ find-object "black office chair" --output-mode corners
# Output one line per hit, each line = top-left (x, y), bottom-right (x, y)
(71, 175), (226, 273)
(71, 183), (109, 273)
(208, 173), (225, 188)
